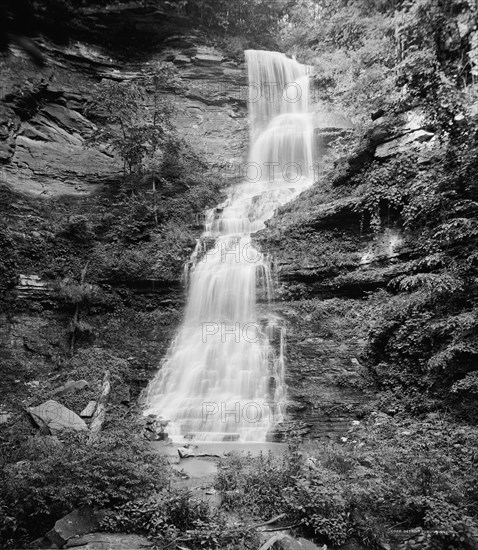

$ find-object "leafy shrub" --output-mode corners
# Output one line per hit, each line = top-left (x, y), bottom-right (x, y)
(101, 489), (210, 538)
(0, 427), (168, 545)
(214, 420), (478, 549)
(57, 278), (105, 305)
(0, 225), (18, 300)
(101, 488), (253, 549)
(58, 215), (94, 242)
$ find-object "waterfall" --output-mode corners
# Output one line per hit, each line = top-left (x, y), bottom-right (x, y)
(144, 50), (315, 442)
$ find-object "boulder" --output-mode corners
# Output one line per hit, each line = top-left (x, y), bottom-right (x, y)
(46, 508), (99, 547)
(178, 446), (195, 458)
(260, 534), (324, 550)
(80, 401), (97, 418)
(27, 400), (88, 433)
(65, 533), (153, 549)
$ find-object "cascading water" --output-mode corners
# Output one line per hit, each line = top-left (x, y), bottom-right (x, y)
(144, 50), (315, 442)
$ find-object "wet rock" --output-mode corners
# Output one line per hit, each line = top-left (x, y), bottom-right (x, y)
(142, 415), (169, 440)
(45, 508), (99, 547)
(27, 400), (88, 433)
(178, 445), (195, 458)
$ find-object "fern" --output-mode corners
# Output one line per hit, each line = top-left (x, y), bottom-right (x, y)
(390, 272), (463, 295)
(433, 218), (478, 246)
(427, 342), (478, 373)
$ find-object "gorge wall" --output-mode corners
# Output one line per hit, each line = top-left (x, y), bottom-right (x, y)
(0, 4), (430, 441)
(0, 6), (250, 429)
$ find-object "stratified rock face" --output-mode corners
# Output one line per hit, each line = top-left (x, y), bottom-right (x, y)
(27, 399), (88, 433)
(0, 16), (248, 197)
(268, 300), (371, 440)
(254, 110), (432, 440)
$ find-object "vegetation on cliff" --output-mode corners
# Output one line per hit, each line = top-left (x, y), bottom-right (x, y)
(277, 0), (478, 420)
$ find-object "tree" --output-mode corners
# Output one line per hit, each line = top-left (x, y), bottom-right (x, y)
(86, 62), (183, 225)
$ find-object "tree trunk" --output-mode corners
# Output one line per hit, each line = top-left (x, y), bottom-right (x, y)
(88, 370), (111, 445)
(70, 260), (90, 356)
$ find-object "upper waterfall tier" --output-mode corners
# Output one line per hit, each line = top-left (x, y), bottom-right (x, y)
(246, 50), (314, 180)
(246, 50), (310, 134)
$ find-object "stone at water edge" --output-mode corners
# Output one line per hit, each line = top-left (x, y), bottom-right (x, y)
(178, 446), (195, 458)
(27, 400), (88, 433)
(142, 415), (169, 440)
(45, 508), (100, 547)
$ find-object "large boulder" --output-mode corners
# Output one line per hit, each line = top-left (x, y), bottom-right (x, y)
(27, 400), (88, 433)
(45, 508), (100, 548)
(65, 533), (153, 549)
(259, 533), (324, 550)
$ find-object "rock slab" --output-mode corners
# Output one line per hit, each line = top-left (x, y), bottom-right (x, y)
(80, 401), (97, 418)
(27, 400), (88, 433)
(65, 533), (153, 549)
(46, 508), (99, 547)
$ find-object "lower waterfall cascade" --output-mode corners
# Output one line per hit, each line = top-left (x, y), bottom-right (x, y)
(144, 49), (316, 442)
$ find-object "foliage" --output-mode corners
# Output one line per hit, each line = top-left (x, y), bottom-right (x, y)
(181, 0), (287, 47)
(101, 488), (256, 549)
(280, 0), (475, 128)
(90, 222), (195, 282)
(86, 69), (178, 176)
(275, 0), (478, 417)
(0, 427), (168, 546)
(215, 419), (478, 549)
(57, 278), (105, 305)
(53, 347), (131, 413)
(279, 0), (397, 122)
(0, 224), (18, 301)
(58, 215), (94, 242)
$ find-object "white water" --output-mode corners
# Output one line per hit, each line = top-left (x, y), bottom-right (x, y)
(144, 50), (315, 442)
